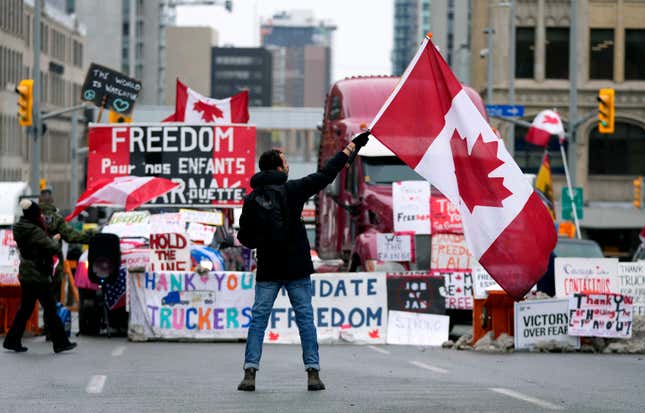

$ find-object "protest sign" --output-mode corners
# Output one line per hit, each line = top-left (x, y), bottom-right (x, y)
(377, 233), (414, 262)
(431, 233), (472, 270)
(179, 209), (224, 226)
(514, 299), (580, 350)
(472, 263), (502, 299)
(266, 273), (387, 344)
(128, 271), (255, 340)
(87, 124), (256, 206)
(392, 181), (430, 234)
(554, 258), (619, 298)
(102, 211), (151, 239)
(149, 233), (191, 272)
(149, 213), (184, 234)
(386, 272), (445, 314)
(386, 311), (449, 346)
(109, 211), (150, 225)
(433, 270), (473, 310)
(187, 222), (217, 245)
(568, 293), (633, 338)
(81, 63), (141, 114)
(618, 263), (645, 316)
(0, 229), (19, 286)
(430, 194), (463, 234)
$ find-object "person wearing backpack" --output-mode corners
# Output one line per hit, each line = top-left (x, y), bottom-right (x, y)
(236, 131), (370, 392)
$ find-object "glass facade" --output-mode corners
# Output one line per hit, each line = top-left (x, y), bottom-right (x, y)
(516, 27), (535, 79)
(589, 29), (614, 80)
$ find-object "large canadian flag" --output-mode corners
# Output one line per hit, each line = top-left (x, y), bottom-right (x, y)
(525, 109), (565, 147)
(168, 79), (249, 124)
(369, 36), (556, 299)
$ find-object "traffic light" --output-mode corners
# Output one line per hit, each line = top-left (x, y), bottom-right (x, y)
(634, 176), (643, 209)
(16, 79), (34, 127)
(597, 88), (615, 134)
(108, 110), (132, 123)
(225, 0), (232, 12)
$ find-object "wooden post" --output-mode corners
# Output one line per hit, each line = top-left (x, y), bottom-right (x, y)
(96, 95), (108, 123)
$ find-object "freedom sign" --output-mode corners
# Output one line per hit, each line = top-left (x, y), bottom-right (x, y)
(87, 124), (256, 206)
(392, 181), (430, 234)
(128, 271), (255, 340)
(266, 273), (387, 344)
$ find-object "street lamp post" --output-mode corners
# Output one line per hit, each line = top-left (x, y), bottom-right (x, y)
(508, 0), (516, 156)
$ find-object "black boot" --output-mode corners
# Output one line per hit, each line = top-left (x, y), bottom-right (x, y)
(237, 368), (256, 391)
(307, 368), (325, 391)
(3, 340), (28, 353)
(54, 342), (77, 354)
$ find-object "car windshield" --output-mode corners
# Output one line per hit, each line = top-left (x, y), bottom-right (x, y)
(554, 239), (604, 258)
(362, 157), (424, 185)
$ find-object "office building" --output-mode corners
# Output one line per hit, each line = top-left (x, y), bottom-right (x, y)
(211, 47), (272, 107)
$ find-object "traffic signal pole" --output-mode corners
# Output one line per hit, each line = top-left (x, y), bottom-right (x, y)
(568, 0), (578, 187)
(31, 0), (42, 195)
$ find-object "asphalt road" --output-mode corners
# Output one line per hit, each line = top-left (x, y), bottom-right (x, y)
(1, 335), (643, 413)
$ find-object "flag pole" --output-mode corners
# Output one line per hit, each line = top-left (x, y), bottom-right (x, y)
(559, 142), (581, 239)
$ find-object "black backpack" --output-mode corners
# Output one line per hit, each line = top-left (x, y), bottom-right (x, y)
(237, 185), (288, 249)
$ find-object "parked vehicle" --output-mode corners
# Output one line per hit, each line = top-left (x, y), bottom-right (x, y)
(315, 76), (488, 271)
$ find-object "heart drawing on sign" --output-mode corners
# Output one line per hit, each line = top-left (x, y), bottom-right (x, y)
(112, 98), (130, 112)
(83, 90), (96, 100)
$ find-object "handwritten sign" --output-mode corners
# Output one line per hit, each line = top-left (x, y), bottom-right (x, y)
(431, 233), (472, 270)
(434, 270), (473, 310)
(618, 263), (645, 316)
(514, 299), (580, 350)
(568, 293), (633, 338)
(472, 263), (501, 299)
(392, 181), (430, 234)
(81, 63), (141, 114)
(128, 271), (255, 340)
(386, 311), (449, 346)
(554, 258), (619, 298)
(187, 222), (217, 245)
(431, 194), (463, 234)
(0, 229), (19, 286)
(149, 233), (191, 272)
(109, 211), (150, 225)
(267, 273), (387, 344)
(149, 213), (184, 234)
(179, 209), (224, 226)
(377, 233), (413, 262)
(386, 272), (445, 314)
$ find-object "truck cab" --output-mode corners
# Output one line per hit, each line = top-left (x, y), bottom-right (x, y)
(315, 76), (488, 271)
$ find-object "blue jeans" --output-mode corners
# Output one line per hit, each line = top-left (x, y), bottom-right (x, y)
(244, 276), (320, 371)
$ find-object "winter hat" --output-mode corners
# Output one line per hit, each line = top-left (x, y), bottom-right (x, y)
(20, 199), (41, 219)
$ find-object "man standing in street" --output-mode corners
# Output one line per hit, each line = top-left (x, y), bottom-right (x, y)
(236, 131), (370, 391)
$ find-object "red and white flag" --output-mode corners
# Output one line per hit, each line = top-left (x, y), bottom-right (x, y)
(170, 79), (249, 124)
(369, 35), (556, 299)
(525, 109), (565, 147)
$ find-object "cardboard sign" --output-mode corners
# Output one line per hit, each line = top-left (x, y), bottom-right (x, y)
(187, 222), (217, 245)
(386, 272), (445, 314)
(472, 263), (502, 299)
(386, 311), (449, 346)
(149, 233), (191, 272)
(149, 213), (184, 234)
(0, 229), (20, 286)
(81, 63), (141, 114)
(430, 195), (463, 234)
(618, 263), (645, 316)
(266, 273), (387, 344)
(514, 299), (580, 350)
(568, 293), (633, 338)
(433, 270), (474, 310)
(555, 258), (619, 298)
(179, 209), (224, 226)
(87, 124), (256, 206)
(128, 271), (255, 340)
(377, 233), (414, 262)
(392, 181), (430, 234)
(431, 233), (472, 270)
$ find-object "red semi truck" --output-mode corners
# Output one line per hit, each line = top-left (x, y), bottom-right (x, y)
(315, 76), (489, 272)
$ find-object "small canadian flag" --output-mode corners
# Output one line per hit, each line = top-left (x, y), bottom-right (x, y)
(525, 109), (565, 147)
(164, 79), (249, 124)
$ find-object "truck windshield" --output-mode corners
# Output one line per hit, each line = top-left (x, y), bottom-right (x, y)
(362, 157), (424, 184)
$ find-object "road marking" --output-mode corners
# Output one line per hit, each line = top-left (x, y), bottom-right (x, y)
(409, 361), (448, 374)
(111, 345), (126, 357)
(367, 345), (390, 355)
(86, 375), (107, 394)
(489, 387), (564, 410)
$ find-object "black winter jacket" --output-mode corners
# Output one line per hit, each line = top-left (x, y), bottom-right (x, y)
(13, 216), (61, 284)
(240, 150), (348, 281)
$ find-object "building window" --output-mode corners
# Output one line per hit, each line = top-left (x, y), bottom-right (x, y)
(589, 29), (614, 80)
(516, 27), (535, 79)
(514, 124), (566, 174)
(625, 29), (645, 80)
(589, 122), (645, 175)
(545, 28), (569, 79)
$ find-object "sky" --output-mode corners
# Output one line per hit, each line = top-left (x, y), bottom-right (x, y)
(176, 0), (394, 83)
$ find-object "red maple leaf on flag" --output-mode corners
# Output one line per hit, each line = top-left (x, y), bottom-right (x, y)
(368, 329), (380, 339)
(450, 130), (512, 213)
(193, 100), (224, 122)
(268, 331), (280, 341)
(542, 115), (559, 125)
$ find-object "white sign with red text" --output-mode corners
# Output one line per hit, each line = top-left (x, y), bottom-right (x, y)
(555, 258), (619, 298)
(187, 222), (217, 245)
(149, 233), (191, 272)
(393, 181), (430, 234)
(431, 233), (473, 270)
(0, 229), (19, 286)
